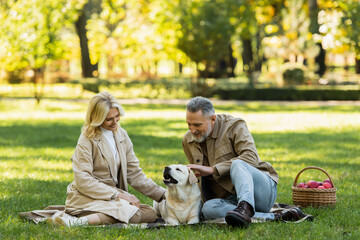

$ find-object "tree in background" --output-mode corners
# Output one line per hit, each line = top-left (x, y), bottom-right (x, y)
(150, 0), (189, 77)
(0, 0), (358, 91)
(229, 0), (277, 87)
(176, 0), (235, 79)
(312, 1), (352, 77)
(339, 0), (360, 74)
(262, 0), (320, 85)
(85, 0), (184, 79)
(308, 0), (326, 76)
(115, 0), (174, 78)
(86, 0), (126, 78)
(0, 0), (84, 102)
(76, 0), (102, 78)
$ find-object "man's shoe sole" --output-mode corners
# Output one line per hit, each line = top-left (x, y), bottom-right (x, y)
(225, 212), (250, 228)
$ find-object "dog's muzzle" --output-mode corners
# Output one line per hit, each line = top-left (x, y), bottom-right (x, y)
(163, 166), (178, 185)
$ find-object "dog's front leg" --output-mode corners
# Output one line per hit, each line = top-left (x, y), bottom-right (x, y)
(187, 216), (200, 225)
(166, 217), (180, 226)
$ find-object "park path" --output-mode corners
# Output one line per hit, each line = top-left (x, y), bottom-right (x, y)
(3, 97), (360, 106)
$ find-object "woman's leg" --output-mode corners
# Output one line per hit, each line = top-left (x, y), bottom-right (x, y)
(91, 213), (115, 225)
(129, 204), (157, 223)
(85, 204), (157, 224)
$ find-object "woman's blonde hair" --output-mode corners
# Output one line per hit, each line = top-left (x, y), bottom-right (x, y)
(82, 91), (125, 139)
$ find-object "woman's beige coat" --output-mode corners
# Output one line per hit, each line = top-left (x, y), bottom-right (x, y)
(65, 127), (165, 223)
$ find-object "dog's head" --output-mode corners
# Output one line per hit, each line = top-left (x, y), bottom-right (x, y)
(163, 164), (198, 186)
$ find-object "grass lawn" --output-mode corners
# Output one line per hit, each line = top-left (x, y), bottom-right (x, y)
(0, 98), (359, 239)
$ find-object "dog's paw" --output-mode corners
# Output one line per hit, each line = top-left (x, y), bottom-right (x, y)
(166, 218), (180, 226)
(187, 217), (200, 225)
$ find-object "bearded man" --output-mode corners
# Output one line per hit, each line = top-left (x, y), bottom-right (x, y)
(182, 96), (304, 227)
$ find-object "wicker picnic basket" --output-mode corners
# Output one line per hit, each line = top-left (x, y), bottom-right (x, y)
(292, 166), (337, 207)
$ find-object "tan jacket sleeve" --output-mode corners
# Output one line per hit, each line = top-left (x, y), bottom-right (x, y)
(121, 130), (166, 202)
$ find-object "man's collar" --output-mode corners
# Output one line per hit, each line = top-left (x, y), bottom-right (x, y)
(208, 115), (220, 139)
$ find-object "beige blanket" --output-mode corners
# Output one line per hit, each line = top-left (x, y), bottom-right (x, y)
(18, 203), (313, 229)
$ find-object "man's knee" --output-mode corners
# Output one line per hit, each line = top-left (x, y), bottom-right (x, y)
(202, 199), (216, 212)
(201, 199), (225, 220)
(231, 159), (248, 172)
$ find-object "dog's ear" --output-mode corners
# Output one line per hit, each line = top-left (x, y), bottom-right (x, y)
(188, 168), (198, 184)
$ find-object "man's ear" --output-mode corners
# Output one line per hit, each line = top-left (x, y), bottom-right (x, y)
(188, 168), (198, 184)
(211, 114), (216, 127)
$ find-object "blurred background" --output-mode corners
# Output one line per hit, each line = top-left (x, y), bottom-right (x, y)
(1, 0), (359, 101)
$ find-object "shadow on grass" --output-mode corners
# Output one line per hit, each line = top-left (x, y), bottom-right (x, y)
(0, 178), (69, 216)
(0, 122), (82, 149)
(254, 128), (359, 164)
(0, 119), (185, 149)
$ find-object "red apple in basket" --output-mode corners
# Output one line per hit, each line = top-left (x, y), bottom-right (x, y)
(317, 186), (326, 189)
(307, 180), (320, 188)
(323, 179), (333, 187)
(323, 182), (332, 188)
(296, 182), (306, 188)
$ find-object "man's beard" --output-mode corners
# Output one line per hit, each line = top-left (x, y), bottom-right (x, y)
(191, 125), (212, 143)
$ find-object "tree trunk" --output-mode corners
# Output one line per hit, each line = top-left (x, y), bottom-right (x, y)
(241, 37), (254, 87)
(75, 0), (102, 78)
(226, 44), (236, 77)
(32, 68), (44, 104)
(308, 0), (326, 77)
(75, 11), (98, 78)
(355, 58), (360, 74)
(254, 31), (263, 72)
(178, 63), (183, 75)
(315, 43), (326, 76)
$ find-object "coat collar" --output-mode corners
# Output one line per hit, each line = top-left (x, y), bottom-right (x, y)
(93, 126), (126, 142)
(113, 129), (127, 190)
(90, 127), (127, 190)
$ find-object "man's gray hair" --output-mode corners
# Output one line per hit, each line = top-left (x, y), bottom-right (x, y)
(186, 96), (215, 117)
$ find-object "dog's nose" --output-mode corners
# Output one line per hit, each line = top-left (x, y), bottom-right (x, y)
(163, 166), (171, 178)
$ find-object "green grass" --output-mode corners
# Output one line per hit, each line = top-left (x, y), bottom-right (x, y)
(0, 98), (359, 239)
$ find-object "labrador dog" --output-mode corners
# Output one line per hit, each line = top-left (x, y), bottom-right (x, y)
(153, 164), (201, 225)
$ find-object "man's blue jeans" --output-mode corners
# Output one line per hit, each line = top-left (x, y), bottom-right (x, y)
(202, 160), (277, 220)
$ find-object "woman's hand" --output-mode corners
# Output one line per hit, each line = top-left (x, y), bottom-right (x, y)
(116, 192), (140, 208)
(187, 164), (214, 177)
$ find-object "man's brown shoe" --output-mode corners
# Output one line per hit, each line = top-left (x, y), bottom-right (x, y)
(274, 207), (306, 222)
(225, 201), (254, 228)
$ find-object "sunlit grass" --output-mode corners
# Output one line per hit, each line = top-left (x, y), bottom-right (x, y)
(0, 98), (360, 239)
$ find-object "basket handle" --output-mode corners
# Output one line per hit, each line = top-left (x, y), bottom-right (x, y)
(292, 166), (335, 187)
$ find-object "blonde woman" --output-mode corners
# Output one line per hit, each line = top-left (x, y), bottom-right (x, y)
(54, 92), (165, 226)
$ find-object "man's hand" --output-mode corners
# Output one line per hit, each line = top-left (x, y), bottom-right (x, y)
(116, 192), (140, 208)
(187, 164), (214, 177)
